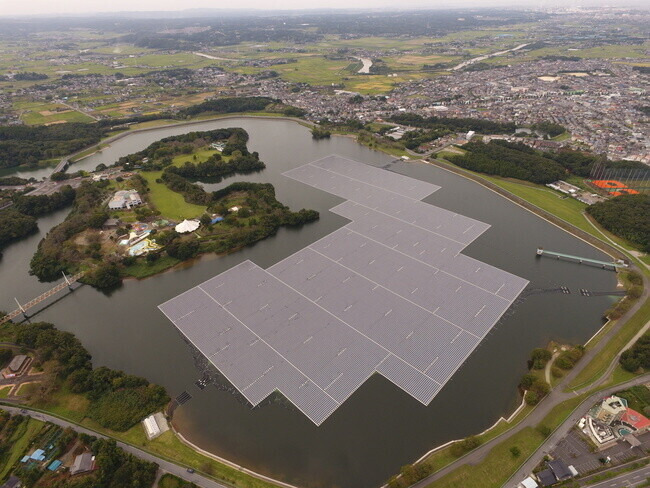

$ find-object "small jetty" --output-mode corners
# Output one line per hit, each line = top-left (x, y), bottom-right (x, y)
(536, 248), (627, 270)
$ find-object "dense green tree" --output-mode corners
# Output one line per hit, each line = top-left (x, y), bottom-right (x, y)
(0, 209), (37, 249)
(587, 194), (650, 252)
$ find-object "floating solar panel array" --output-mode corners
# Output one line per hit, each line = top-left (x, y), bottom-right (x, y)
(159, 155), (529, 425)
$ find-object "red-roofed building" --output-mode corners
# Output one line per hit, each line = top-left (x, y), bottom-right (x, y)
(621, 408), (650, 433)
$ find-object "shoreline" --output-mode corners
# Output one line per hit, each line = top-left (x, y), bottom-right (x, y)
(171, 424), (299, 488)
(5, 116), (640, 488)
(424, 157), (626, 262)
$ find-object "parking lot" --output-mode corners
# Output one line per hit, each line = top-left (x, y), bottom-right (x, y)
(551, 429), (648, 475)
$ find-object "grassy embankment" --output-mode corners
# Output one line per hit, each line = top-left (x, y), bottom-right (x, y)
(427, 394), (587, 488)
(434, 152), (648, 268)
(409, 154), (650, 488)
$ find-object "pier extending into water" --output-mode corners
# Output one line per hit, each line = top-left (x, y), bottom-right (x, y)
(536, 248), (627, 270)
(0, 272), (84, 325)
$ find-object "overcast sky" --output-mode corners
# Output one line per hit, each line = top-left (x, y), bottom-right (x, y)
(0, 0), (643, 16)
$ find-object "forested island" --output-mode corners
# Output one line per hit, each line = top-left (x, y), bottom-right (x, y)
(29, 128), (319, 289)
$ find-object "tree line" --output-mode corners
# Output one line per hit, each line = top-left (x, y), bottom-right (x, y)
(587, 194), (650, 252)
(448, 140), (566, 184)
(30, 182), (110, 282)
(15, 322), (169, 432)
(620, 334), (650, 373)
(0, 123), (106, 168)
(0, 186), (76, 252)
(178, 96), (276, 117)
(0, 97), (287, 170)
(390, 113), (517, 134)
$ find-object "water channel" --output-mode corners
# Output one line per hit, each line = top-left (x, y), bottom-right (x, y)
(0, 117), (617, 488)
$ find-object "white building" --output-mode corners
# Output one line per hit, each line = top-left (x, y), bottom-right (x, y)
(108, 190), (143, 210)
(518, 477), (538, 488)
(142, 412), (170, 440)
(175, 219), (200, 233)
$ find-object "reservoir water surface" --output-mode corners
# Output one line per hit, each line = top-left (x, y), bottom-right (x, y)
(0, 117), (617, 488)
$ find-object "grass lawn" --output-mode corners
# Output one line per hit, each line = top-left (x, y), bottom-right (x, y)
(159, 473), (192, 488)
(105, 427), (279, 488)
(433, 157), (649, 269)
(16, 382), (39, 396)
(0, 385), (12, 398)
(427, 427), (546, 488)
(480, 176), (592, 232)
(32, 384), (90, 423)
(0, 417), (45, 480)
(421, 403), (534, 474)
(22, 386), (280, 488)
(122, 255), (181, 279)
(567, 298), (650, 390)
(140, 171), (206, 221)
(428, 393), (586, 488)
(171, 148), (222, 167)
(69, 143), (108, 163)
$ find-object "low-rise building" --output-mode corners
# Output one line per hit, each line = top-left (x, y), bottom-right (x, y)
(595, 396), (627, 424)
(70, 452), (95, 476)
(0, 476), (21, 488)
(142, 412), (170, 440)
(3, 354), (30, 378)
(518, 477), (538, 488)
(108, 190), (142, 210)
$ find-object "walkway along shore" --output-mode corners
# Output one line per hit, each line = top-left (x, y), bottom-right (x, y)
(172, 425), (299, 488)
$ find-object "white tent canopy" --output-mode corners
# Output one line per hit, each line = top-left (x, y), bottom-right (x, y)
(175, 219), (200, 234)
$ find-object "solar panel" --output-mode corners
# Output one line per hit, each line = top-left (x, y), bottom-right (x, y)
(159, 154), (528, 425)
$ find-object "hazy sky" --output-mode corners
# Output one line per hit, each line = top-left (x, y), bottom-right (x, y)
(0, 0), (642, 16)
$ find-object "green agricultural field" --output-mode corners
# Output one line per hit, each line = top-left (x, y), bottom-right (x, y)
(382, 54), (458, 71)
(90, 44), (155, 55)
(14, 100), (95, 125)
(140, 171), (207, 221)
(236, 55), (351, 85)
(0, 417), (45, 480)
(116, 53), (214, 70)
(518, 41), (649, 62)
(22, 108), (95, 125)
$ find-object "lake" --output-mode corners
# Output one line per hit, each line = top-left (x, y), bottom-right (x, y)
(0, 117), (617, 488)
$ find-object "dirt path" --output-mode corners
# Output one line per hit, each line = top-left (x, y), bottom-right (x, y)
(545, 352), (560, 384)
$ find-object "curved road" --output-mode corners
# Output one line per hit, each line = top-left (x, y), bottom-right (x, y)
(410, 269), (649, 488)
(0, 405), (229, 488)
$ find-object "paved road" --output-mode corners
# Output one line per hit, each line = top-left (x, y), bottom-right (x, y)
(409, 268), (649, 488)
(507, 374), (650, 488)
(584, 464), (650, 487)
(0, 405), (230, 488)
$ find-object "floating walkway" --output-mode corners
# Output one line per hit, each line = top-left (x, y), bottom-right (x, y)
(536, 248), (627, 270)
